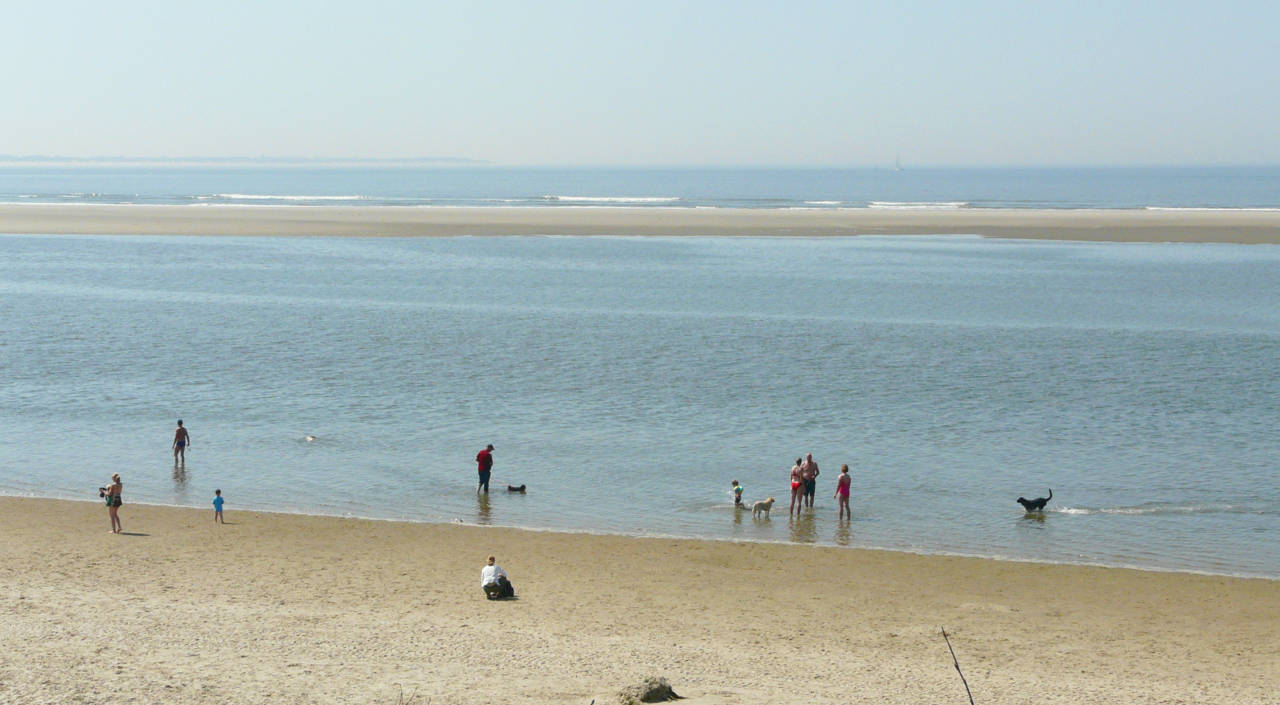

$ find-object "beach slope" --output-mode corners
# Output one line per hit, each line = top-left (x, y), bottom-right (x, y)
(0, 497), (1276, 704)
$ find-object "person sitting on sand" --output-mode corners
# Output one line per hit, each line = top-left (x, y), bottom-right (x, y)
(481, 555), (515, 599)
(104, 473), (123, 534)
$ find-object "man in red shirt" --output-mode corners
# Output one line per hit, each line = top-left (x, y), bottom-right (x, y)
(476, 444), (494, 493)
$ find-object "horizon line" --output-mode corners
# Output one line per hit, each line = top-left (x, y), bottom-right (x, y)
(0, 155), (490, 165)
(1, 156), (1278, 170)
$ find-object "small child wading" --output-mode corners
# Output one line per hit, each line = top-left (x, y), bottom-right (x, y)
(731, 480), (744, 508)
(213, 489), (225, 524)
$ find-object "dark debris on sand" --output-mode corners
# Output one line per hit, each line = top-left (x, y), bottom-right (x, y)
(617, 676), (682, 704)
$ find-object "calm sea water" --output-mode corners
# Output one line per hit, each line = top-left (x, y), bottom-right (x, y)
(1, 234), (1278, 578)
(2, 165), (1280, 210)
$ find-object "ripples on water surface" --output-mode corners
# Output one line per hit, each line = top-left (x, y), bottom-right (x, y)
(1, 234), (1277, 577)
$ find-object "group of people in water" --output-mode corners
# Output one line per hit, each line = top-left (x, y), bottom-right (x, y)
(732, 452), (853, 521)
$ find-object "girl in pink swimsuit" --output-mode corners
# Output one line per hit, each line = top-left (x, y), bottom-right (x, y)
(835, 464), (852, 521)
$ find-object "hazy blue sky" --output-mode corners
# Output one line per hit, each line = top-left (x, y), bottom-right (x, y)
(5, 1), (1278, 165)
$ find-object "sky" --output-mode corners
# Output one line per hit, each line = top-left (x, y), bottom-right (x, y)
(4, 0), (1278, 166)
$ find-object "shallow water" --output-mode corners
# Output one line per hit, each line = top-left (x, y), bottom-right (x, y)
(1, 234), (1277, 577)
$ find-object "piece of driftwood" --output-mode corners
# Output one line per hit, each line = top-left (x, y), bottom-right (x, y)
(942, 628), (976, 705)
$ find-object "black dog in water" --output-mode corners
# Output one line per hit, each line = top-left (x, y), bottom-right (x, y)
(1017, 488), (1053, 512)
(506, 484), (527, 493)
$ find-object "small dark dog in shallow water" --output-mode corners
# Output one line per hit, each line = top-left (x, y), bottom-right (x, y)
(1017, 489), (1052, 512)
(506, 484), (526, 493)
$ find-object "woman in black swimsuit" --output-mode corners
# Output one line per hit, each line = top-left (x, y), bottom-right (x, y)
(105, 473), (123, 534)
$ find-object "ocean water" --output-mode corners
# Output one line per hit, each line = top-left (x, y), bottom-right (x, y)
(2, 164), (1280, 210)
(1, 233), (1277, 578)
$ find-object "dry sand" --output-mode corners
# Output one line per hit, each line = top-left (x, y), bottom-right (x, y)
(1, 497), (1275, 704)
(1, 203), (1278, 242)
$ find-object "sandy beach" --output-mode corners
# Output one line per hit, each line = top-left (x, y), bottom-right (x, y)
(1, 497), (1275, 704)
(1, 203), (1277, 242)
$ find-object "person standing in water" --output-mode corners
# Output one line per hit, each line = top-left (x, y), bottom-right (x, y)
(476, 444), (494, 493)
(173, 420), (191, 466)
(800, 452), (820, 509)
(789, 458), (804, 517)
(835, 464), (852, 521)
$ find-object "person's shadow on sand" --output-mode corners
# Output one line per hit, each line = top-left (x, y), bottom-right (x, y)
(119, 532), (150, 537)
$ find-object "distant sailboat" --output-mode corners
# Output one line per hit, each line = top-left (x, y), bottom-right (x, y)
(894, 154), (903, 171)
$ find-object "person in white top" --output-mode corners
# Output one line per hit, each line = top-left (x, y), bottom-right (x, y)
(481, 555), (515, 599)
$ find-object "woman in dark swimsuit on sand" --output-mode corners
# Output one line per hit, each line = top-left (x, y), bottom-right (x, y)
(104, 473), (123, 534)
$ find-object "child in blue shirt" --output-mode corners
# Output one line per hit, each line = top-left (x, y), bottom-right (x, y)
(213, 489), (225, 524)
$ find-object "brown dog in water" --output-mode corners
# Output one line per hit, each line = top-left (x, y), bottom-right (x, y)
(752, 496), (776, 518)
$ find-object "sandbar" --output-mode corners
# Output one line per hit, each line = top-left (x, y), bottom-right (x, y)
(1, 497), (1275, 704)
(1, 203), (1277, 242)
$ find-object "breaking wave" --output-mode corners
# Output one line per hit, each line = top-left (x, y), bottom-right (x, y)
(1052, 502), (1271, 517)
(539, 195), (681, 203)
(201, 193), (371, 201)
(868, 201), (969, 209)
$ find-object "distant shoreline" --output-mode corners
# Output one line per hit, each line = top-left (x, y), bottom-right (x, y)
(2, 203), (1278, 242)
